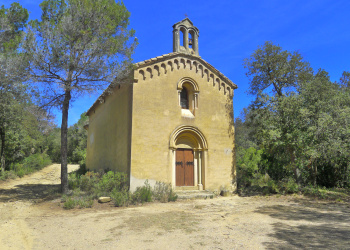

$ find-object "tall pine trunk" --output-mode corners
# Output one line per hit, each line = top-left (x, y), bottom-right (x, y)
(61, 89), (71, 193)
(0, 127), (5, 173)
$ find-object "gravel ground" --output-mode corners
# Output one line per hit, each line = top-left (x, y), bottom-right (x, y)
(1, 164), (350, 249)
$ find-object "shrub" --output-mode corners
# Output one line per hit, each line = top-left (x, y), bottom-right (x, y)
(62, 192), (94, 209)
(284, 178), (299, 193)
(66, 172), (178, 209)
(152, 181), (178, 202)
(79, 172), (100, 192)
(131, 181), (152, 204)
(68, 172), (80, 190)
(267, 179), (279, 194)
(95, 171), (128, 197)
(111, 189), (130, 207)
(63, 197), (76, 209)
(0, 170), (17, 181)
(237, 147), (265, 188)
(76, 198), (94, 208)
(16, 167), (26, 178)
(9, 153), (52, 178)
(22, 153), (52, 171)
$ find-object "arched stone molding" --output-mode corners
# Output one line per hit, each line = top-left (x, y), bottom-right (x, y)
(226, 86), (231, 96)
(198, 64), (203, 77)
(204, 69), (209, 82)
(139, 70), (145, 80)
(210, 74), (214, 86)
(193, 61), (198, 72)
(177, 77), (199, 92)
(186, 59), (192, 70)
(167, 61), (173, 71)
(174, 59), (180, 70)
(169, 125), (208, 190)
(180, 58), (186, 69)
(154, 65), (160, 76)
(146, 67), (153, 79)
(221, 82), (226, 94)
(160, 63), (167, 74)
(169, 125), (208, 149)
(216, 78), (220, 90)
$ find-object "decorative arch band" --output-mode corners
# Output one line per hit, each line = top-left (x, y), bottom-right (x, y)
(169, 125), (208, 150)
(177, 77), (199, 91)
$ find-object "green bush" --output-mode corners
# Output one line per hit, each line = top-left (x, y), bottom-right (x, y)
(80, 172), (100, 192)
(63, 197), (76, 209)
(237, 147), (265, 188)
(62, 191), (94, 209)
(132, 187), (152, 203)
(67, 171), (178, 208)
(267, 179), (279, 194)
(111, 189), (130, 207)
(152, 181), (178, 202)
(68, 172), (80, 190)
(9, 153), (52, 178)
(284, 178), (299, 193)
(0, 170), (17, 181)
(96, 171), (128, 196)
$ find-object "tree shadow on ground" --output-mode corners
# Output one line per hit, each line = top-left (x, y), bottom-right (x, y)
(0, 184), (61, 203)
(256, 201), (350, 249)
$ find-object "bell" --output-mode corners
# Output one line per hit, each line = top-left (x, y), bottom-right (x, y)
(188, 38), (193, 46)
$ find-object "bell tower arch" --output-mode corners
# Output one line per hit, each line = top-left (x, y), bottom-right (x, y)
(173, 18), (199, 56)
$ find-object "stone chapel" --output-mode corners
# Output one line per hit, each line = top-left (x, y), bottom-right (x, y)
(85, 18), (237, 192)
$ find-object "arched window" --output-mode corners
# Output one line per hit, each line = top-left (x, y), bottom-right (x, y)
(177, 78), (199, 116)
(180, 87), (189, 109)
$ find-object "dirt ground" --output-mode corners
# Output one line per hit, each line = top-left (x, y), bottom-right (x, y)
(0, 164), (350, 250)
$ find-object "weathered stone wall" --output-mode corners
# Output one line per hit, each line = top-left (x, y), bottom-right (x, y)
(86, 83), (133, 176)
(130, 54), (235, 192)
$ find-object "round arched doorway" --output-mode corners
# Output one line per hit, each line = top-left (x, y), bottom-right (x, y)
(169, 126), (208, 190)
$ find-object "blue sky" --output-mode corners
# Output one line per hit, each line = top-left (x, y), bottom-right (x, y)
(3, 0), (350, 126)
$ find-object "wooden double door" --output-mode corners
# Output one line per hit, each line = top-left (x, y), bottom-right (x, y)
(176, 149), (194, 186)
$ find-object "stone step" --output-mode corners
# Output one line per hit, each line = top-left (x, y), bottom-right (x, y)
(175, 190), (215, 200)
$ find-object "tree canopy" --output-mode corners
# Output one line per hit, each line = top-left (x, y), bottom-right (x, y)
(24, 0), (137, 193)
(238, 41), (350, 188)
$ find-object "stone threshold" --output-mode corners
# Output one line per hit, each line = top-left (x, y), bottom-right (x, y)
(175, 190), (215, 200)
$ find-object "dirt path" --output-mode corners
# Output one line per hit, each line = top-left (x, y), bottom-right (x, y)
(1, 165), (350, 249)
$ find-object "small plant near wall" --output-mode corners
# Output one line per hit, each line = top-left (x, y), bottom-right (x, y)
(63, 169), (177, 209)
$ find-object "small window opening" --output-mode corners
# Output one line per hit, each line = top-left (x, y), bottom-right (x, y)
(180, 29), (184, 47)
(180, 87), (189, 109)
(188, 33), (193, 49)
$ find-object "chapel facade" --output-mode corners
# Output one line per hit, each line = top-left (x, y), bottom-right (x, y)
(85, 18), (237, 192)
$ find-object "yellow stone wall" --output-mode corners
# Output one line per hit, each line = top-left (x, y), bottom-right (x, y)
(86, 83), (133, 175)
(130, 55), (235, 192)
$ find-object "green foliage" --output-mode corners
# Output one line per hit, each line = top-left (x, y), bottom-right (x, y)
(24, 0), (137, 194)
(110, 189), (130, 207)
(62, 196), (76, 209)
(152, 181), (178, 203)
(0, 2), (29, 52)
(95, 171), (128, 197)
(242, 41), (350, 189)
(236, 147), (264, 188)
(68, 171), (100, 192)
(244, 41), (312, 97)
(67, 112), (88, 165)
(7, 153), (52, 178)
(44, 127), (61, 163)
(0, 170), (17, 181)
(66, 171), (177, 208)
(62, 194), (93, 210)
(131, 181), (152, 204)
